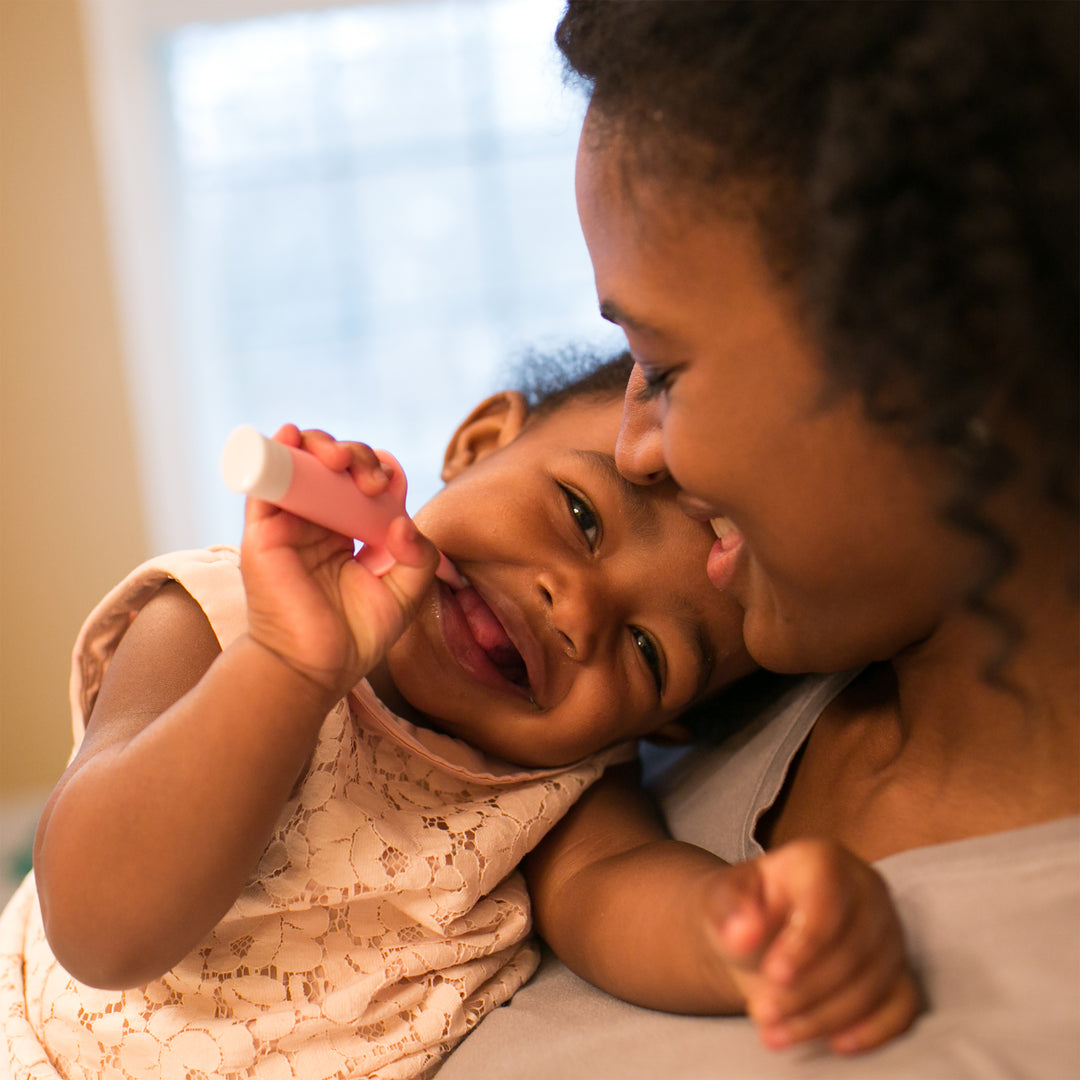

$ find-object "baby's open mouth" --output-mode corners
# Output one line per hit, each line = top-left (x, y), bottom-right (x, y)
(454, 586), (531, 692)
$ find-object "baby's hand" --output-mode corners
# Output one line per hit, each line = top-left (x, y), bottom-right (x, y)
(240, 424), (438, 697)
(705, 839), (921, 1054)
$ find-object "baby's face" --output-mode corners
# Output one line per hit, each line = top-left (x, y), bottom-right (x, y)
(375, 395), (756, 767)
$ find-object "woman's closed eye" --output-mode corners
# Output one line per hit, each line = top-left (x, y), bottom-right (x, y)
(559, 484), (601, 549)
(632, 356), (680, 402)
(639, 368), (677, 402)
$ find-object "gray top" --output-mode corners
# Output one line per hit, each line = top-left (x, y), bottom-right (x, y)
(439, 674), (1080, 1079)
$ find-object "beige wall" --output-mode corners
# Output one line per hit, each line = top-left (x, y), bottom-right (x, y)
(1, 0), (150, 796)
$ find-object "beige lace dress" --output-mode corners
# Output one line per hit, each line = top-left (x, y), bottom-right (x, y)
(0, 548), (626, 1080)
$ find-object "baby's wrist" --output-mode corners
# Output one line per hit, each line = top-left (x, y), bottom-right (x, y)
(235, 633), (348, 716)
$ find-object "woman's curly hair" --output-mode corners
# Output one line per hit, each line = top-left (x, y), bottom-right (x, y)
(557, 0), (1078, 675)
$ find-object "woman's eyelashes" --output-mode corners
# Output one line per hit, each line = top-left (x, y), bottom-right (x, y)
(631, 355), (679, 401)
(639, 366), (676, 400)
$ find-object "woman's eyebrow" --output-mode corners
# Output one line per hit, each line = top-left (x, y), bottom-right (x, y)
(570, 449), (661, 541)
(600, 300), (684, 351)
(599, 299), (662, 337)
(599, 298), (634, 327)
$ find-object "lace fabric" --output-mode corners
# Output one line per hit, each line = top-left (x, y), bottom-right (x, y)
(1, 550), (624, 1079)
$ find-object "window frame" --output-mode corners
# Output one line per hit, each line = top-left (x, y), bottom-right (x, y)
(84, 0), (376, 551)
(83, 0), (591, 552)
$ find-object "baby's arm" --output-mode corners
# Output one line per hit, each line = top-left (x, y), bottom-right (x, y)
(525, 765), (745, 1013)
(525, 766), (921, 1054)
(34, 427), (437, 990)
(33, 583), (339, 988)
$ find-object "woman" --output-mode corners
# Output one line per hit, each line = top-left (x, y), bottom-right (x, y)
(440, 3), (1078, 1077)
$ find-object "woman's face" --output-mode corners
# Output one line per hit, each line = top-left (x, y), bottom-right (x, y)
(575, 124), (975, 674)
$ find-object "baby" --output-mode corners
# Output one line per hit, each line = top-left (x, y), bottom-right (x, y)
(0, 353), (914, 1079)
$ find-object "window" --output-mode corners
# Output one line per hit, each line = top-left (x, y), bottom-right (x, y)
(82, 0), (618, 549)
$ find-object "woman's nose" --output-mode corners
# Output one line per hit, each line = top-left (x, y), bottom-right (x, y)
(615, 365), (669, 486)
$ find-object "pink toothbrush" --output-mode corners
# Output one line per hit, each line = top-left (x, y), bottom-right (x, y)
(221, 425), (463, 586)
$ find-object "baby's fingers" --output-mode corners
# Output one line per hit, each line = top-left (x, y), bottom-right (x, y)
(369, 517), (441, 620)
(289, 427), (391, 497)
(338, 517), (439, 673)
(756, 841), (865, 984)
(703, 861), (773, 969)
(828, 972), (923, 1054)
(758, 881), (903, 1021)
(758, 957), (921, 1053)
(382, 516), (439, 572)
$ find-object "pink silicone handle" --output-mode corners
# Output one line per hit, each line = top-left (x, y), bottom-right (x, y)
(283, 443), (408, 576)
(221, 426), (462, 585)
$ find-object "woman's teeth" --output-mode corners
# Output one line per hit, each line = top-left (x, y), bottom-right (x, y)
(710, 516), (736, 541)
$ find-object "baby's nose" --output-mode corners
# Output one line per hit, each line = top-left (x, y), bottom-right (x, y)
(536, 570), (608, 662)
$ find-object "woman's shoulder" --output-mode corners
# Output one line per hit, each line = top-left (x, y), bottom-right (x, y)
(438, 813), (1080, 1080)
(646, 672), (858, 863)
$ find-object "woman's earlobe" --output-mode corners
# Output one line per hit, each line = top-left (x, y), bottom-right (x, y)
(441, 391), (530, 481)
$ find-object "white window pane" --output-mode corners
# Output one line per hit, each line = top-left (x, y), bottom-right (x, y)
(154, 0), (619, 546)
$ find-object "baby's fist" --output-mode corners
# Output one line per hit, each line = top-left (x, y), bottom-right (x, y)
(704, 840), (922, 1053)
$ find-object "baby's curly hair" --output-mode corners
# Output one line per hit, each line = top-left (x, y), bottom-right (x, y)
(511, 346), (634, 421)
(558, 0), (1078, 675)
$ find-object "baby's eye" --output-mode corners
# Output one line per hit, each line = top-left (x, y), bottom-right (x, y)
(630, 626), (664, 697)
(560, 484), (601, 549)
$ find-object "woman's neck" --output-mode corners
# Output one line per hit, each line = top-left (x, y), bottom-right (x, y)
(889, 609), (1078, 808)
(891, 509), (1078, 778)
(766, 550), (1079, 860)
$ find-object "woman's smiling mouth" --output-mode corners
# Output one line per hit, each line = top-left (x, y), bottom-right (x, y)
(674, 494), (746, 593)
(706, 516), (745, 592)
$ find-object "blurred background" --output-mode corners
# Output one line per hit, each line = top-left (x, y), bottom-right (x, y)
(0, 0), (617, 900)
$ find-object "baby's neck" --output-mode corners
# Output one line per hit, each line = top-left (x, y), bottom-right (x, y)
(365, 661), (436, 730)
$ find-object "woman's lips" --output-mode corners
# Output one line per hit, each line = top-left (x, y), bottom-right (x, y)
(706, 516), (744, 591)
(436, 582), (534, 700)
(674, 495), (746, 593)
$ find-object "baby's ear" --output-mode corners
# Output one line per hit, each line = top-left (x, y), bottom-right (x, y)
(441, 391), (529, 481)
(642, 720), (693, 747)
